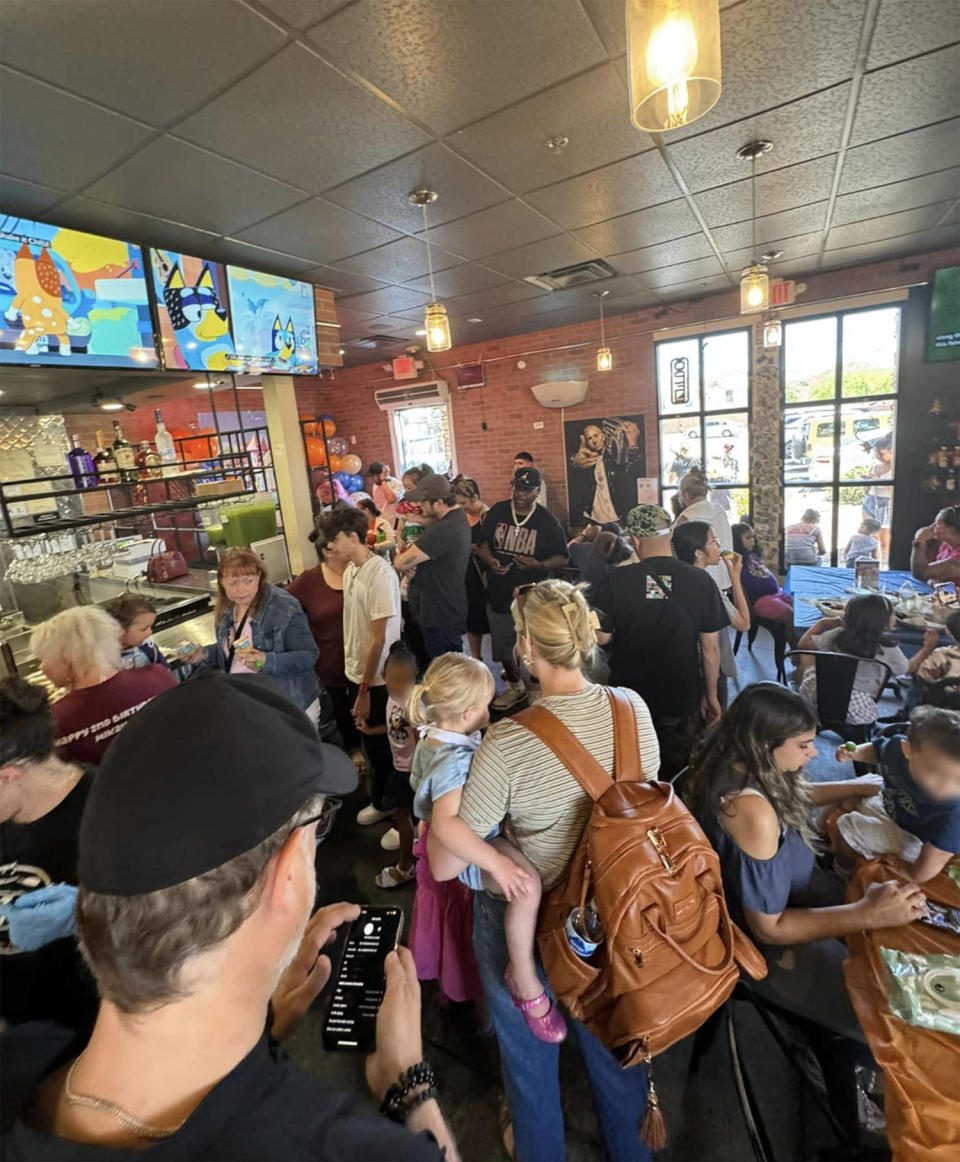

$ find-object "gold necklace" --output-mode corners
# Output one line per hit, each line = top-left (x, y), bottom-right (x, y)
(64, 1058), (185, 1141)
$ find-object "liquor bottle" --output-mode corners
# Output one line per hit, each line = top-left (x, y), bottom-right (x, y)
(92, 429), (119, 485)
(135, 441), (162, 479)
(111, 421), (137, 483)
(66, 434), (97, 488)
(153, 408), (179, 476)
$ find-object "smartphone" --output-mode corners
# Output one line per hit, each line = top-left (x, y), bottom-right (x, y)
(933, 581), (958, 608)
(918, 900), (960, 937)
(321, 905), (404, 1051)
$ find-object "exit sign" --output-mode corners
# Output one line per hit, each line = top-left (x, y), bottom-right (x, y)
(392, 355), (417, 380)
(770, 278), (797, 306)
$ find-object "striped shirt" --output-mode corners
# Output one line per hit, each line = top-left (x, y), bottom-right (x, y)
(459, 685), (660, 889)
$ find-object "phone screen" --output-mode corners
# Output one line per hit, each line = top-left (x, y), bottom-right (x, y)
(918, 900), (960, 937)
(933, 582), (958, 608)
(321, 905), (404, 1051)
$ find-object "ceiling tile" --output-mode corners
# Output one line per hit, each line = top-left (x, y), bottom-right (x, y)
(402, 263), (510, 298)
(713, 202), (829, 252)
(723, 232), (824, 271)
(827, 202), (952, 249)
(606, 233), (715, 275)
(0, 0), (286, 126)
(666, 85), (849, 193)
(362, 316), (416, 334)
(424, 201), (559, 261)
(527, 149), (681, 231)
(333, 305), (381, 326)
(840, 120), (960, 193)
(0, 173), (66, 217)
(643, 256), (727, 289)
(481, 234), (597, 279)
(336, 284), (433, 315)
(85, 137), (306, 235)
(324, 143), (509, 232)
(0, 70), (153, 189)
(818, 229), (956, 270)
(50, 196), (221, 255)
(868, 0), (960, 69)
(604, 289), (664, 314)
(444, 280), (548, 316)
(659, 274), (735, 301)
(693, 157), (837, 229)
(574, 199), (700, 254)
(235, 197), (401, 263)
(176, 44), (430, 192)
(449, 64), (653, 194)
(257, 0), (347, 29)
(579, 0), (750, 59)
(309, 0), (606, 135)
(852, 45), (960, 145)
(201, 237), (317, 277)
(297, 265), (390, 296)
(833, 169), (960, 225)
(335, 236), (464, 282)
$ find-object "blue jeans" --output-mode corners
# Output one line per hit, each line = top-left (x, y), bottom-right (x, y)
(421, 624), (465, 659)
(473, 891), (650, 1162)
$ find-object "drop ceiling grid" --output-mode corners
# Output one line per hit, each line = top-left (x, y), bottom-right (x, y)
(0, 0), (956, 357)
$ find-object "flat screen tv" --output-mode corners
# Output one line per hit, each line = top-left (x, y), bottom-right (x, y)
(926, 265), (960, 363)
(226, 266), (317, 375)
(0, 215), (157, 368)
(150, 248), (236, 373)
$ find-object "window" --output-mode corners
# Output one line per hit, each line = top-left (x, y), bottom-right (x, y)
(390, 402), (456, 477)
(655, 328), (751, 523)
(782, 305), (899, 568)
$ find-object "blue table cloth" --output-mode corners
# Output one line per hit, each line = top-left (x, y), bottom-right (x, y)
(784, 566), (935, 643)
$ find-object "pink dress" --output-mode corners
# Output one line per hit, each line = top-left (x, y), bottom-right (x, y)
(935, 541), (960, 562)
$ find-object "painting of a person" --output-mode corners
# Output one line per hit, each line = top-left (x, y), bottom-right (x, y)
(566, 417), (645, 525)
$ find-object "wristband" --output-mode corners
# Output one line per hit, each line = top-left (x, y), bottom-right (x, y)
(358, 682), (371, 694)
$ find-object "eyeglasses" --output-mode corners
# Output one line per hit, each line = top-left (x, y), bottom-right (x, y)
(296, 797), (342, 849)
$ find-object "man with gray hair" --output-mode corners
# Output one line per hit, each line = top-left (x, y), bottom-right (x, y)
(675, 472), (733, 591)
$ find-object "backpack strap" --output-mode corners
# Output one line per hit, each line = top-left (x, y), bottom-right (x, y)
(607, 686), (644, 784)
(511, 704), (612, 801)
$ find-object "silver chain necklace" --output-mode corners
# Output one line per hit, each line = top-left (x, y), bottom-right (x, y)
(510, 500), (536, 526)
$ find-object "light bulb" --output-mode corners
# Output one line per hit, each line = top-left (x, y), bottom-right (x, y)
(747, 284), (764, 308)
(646, 14), (697, 127)
(430, 325), (445, 345)
(597, 346), (613, 372)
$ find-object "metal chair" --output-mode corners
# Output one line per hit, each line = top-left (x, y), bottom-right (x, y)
(734, 615), (788, 683)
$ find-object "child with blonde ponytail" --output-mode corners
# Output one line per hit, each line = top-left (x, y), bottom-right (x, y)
(407, 653), (565, 1041)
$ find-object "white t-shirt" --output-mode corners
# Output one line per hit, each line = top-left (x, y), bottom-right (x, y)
(680, 498), (732, 590)
(342, 553), (401, 685)
(590, 460), (618, 524)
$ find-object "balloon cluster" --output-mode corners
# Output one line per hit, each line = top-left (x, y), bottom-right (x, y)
(301, 415), (367, 494)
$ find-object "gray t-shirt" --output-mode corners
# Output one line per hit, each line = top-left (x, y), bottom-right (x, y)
(409, 506), (471, 629)
(810, 627), (908, 691)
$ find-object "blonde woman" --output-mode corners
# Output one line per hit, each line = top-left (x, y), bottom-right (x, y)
(429, 580), (661, 1161)
(31, 606), (176, 764)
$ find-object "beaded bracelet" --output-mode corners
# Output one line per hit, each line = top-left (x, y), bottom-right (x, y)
(380, 1061), (437, 1123)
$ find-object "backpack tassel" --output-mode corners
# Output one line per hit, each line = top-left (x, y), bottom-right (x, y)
(640, 1055), (667, 1150)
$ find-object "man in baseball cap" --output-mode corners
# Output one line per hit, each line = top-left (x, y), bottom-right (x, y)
(7, 673), (455, 1160)
(593, 503), (729, 777)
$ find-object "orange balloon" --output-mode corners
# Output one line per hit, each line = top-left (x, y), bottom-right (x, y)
(328, 454), (342, 474)
(322, 419), (337, 437)
(301, 419), (318, 436)
(305, 436), (327, 467)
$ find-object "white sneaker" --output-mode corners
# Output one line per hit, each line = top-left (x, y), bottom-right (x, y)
(357, 804), (392, 826)
(492, 681), (527, 711)
(380, 827), (400, 852)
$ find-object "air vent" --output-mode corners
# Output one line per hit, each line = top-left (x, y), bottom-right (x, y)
(346, 334), (402, 349)
(523, 259), (616, 292)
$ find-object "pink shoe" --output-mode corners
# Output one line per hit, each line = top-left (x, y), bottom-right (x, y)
(505, 969), (567, 1043)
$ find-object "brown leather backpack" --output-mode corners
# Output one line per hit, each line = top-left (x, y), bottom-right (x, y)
(514, 688), (767, 1069)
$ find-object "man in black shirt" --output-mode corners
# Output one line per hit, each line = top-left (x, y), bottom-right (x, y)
(395, 474), (471, 658)
(594, 504), (728, 777)
(476, 467), (568, 710)
(4, 674), (456, 1161)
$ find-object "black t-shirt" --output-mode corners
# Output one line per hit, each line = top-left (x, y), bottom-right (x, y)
(4, 1034), (442, 1161)
(593, 558), (729, 719)
(0, 768), (97, 1031)
(480, 501), (569, 613)
(409, 506), (471, 629)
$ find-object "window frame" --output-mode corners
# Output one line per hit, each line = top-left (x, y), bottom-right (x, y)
(388, 398), (458, 479)
(780, 303), (901, 569)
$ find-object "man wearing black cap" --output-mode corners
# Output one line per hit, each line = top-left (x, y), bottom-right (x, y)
(395, 474), (471, 659)
(4, 674), (455, 1161)
(476, 468), (568, 710)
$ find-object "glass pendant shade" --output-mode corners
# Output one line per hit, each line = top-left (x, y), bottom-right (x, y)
(626, 0), (722, 133)
(762, 314), (782, 348)
(740, 263), (769, 314)
(596, 346), (613, 372)
(424, 302), (451, 352)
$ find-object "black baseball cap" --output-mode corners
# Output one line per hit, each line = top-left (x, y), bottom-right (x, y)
(79, 672), (357, 895)
(511, 467), (541, 491)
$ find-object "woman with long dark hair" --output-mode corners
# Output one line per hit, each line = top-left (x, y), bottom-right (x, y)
(911, 504), (960, 582)
(731, 522), (798, 645)
(687, 683), (925, 1036)
(796, 593), (908, 725)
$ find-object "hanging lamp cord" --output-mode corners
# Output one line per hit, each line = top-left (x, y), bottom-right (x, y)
(422, 203), (437, 302)
(751, 155), (757, 260)
(599, 294), (606, 345)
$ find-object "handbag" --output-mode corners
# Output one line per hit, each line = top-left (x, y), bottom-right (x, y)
(145, 540), (189, 583)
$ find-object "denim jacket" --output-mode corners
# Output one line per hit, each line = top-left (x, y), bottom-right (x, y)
(200, 583), (319, 709)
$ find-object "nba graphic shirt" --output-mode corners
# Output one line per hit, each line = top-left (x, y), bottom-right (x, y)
(481, 500), (568, 613)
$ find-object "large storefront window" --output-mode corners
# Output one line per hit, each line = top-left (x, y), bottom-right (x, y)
(655, 328), (751, 523)
(390, 402), (456, 477)
(782, 306), (900, 568)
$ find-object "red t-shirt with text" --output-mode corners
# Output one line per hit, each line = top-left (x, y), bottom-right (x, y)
(52, 665), (177, 764)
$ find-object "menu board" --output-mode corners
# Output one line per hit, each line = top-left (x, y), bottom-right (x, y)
(226, 266), (318, 375)
(0, 216), (156, 367)
(150, 249), (236, 372)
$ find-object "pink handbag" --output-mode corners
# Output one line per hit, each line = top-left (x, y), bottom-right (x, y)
(145, 540), (189, 583)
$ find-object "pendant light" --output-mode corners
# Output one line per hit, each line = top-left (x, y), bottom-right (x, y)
(737, 139), (772, 314)
(595, 289), (612, 372)
(409, 188), (451, 352)
(762, 312), (782, 348)
(626, 0), (722, 133)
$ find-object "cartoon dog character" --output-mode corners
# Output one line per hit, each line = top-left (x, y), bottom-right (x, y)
(5, 244), (71, 355)
(271, 315), (296, 364)
(163, 262), (229, 342)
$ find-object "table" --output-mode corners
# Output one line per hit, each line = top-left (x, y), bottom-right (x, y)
(784, 566), (936, 644)
(844, 858), (960, 1162)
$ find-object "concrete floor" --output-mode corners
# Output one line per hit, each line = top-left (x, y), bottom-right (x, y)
(288, 627), (905, 1161)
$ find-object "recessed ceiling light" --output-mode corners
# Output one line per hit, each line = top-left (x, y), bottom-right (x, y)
(415, 329), (427, 336)
(545, 136), (569, 151)
(467, 317), (484, 324)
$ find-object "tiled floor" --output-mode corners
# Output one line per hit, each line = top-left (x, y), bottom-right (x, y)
(289, 629), (907, 1161)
